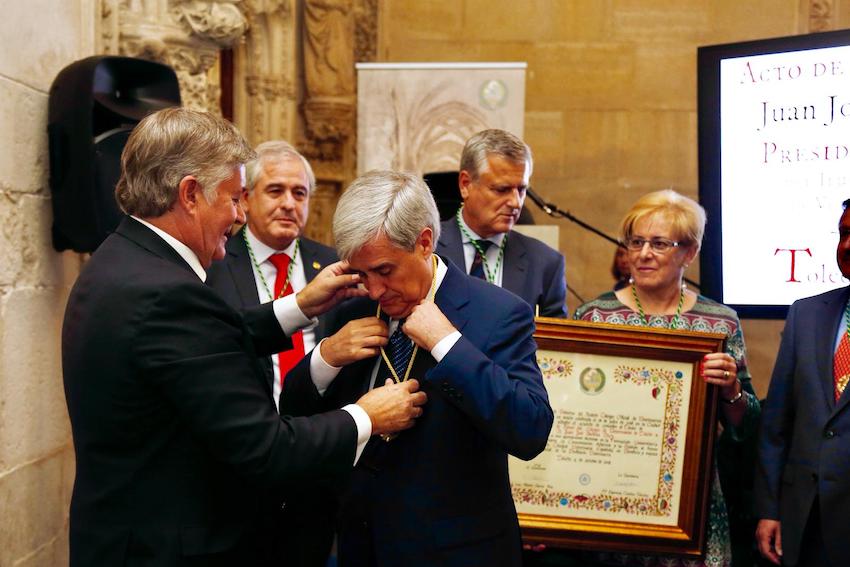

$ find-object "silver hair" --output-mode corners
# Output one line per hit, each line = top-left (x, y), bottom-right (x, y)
(244, 140), (316, 193)
(115, 107), (254, 217)
(459, 129), (533, 181)
(333, 171), (441, 260)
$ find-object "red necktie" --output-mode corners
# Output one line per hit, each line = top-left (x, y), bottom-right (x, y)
(269, 253), (305, 387)
(833, 333), (850, 402)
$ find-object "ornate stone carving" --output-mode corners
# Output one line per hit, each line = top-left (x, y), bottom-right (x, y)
(99, 0), (249, 112)
(302, 0), (356, 145)
(808, 0), (836, 31)
(171, 0), (247, 44)
(354, 0), (378, 64)
(232, 0), (298, 144)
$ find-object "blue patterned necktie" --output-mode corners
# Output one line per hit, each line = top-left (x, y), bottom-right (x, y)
(469, 239), (493, 280)
(387, 319), (414, 380)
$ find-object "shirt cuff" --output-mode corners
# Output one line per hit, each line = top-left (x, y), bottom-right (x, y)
(273, 294), (316, 337)
(431, 331), (462, 362)
(310, 339), (342, 395)
(342, 403), (372, 465)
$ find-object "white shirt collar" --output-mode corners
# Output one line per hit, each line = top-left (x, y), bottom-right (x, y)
(456, 211), (506, 247)
(131, 216), (207, 282)
(244, 226), (299, 265)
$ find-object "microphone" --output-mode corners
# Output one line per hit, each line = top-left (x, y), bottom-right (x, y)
(526, 187), (554, 216)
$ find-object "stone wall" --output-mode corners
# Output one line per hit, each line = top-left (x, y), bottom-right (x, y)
(0, 1), (95, 565)
(377, 0), (850, 396)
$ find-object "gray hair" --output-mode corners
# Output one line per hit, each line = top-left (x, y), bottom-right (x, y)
(244, 140), (316, 193)
(459, 129), (533, 181)
(333, 171), (441, 260)
(115, 107), (254, 217)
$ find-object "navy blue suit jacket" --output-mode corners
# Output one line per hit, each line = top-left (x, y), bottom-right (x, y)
(755, 285), (850, 566)
(282, 258), (553, 567)
(437, 219), (567, 318)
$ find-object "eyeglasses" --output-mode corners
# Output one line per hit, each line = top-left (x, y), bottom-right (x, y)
(623, 237), (681, 253)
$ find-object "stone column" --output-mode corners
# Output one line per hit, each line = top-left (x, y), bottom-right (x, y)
(803, 0), (840, 31)
(297, 0), (377, 244)
(99, 0), (249, 113)
(231, 0), (298, 146)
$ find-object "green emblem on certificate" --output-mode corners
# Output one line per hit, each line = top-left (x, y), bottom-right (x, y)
(579, 367), (606, 395)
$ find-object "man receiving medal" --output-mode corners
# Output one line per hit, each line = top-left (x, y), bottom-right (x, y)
(281, 170), (553, 567)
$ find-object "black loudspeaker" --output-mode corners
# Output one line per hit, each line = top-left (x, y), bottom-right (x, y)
(423, 171), (462, 221)
(48, 56), (181, 252)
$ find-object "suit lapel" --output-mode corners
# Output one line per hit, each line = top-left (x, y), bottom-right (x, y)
(116, 216), (198, 275)
(226, 231), (263, 307)
(500, 232), (528, 298)
(437, 220), (467, 273)
(434, 256), (472, 335)
(300, 238), (325, 281)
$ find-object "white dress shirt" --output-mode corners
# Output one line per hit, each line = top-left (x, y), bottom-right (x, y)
(308, 255), (460, 459)
(456, 214), (507, 286)
(243, 227), (320, 408)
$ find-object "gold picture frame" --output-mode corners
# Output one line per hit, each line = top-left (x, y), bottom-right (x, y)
(510, 318), (726, 557)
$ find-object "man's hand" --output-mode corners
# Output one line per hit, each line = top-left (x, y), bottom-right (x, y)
(403, 300), (457, 351)
(296, 261), (368, 318)
(756, 518), (783, 565)
(320, 317), (388, 367)
(356, 379), (427, 435)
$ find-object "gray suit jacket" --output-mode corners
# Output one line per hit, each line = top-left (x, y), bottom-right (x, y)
(437, 219), (567, 318)
(755, 285), (850, 566)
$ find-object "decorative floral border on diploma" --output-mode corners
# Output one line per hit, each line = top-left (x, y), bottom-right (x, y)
(538, 356), (574, 379)
(513, 363), (684, 518)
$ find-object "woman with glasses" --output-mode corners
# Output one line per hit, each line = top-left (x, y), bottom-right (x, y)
(574, 189), (760, 567)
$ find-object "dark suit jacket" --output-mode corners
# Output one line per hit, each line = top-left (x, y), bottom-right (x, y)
(437, 219), (567, 318)
(62, 217), (357, 567)
(206, 232), (338, 390)
(283, 258), (553, 567)
(754, 285), (850, 566)
(206, 232), (339, 567)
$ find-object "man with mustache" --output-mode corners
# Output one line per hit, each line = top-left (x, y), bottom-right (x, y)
(436, 129), (567, 317)
(207, 140), (339, 566)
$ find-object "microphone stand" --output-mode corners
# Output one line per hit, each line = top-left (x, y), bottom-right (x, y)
(525, 187), (700, 290)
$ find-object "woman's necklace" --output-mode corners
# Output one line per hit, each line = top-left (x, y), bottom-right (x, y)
(243, 229), (300, 301)
(631, 282), (685, 329)
(455, 207), (507, 284)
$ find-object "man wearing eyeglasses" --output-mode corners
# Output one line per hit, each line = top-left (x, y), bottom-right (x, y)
(436, 129), (567, 318)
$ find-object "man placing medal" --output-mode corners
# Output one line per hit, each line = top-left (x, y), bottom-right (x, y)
(280, 170), (553, 567)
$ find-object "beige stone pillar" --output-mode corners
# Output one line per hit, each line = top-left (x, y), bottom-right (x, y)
(99, 0), (249, 113)
(231, 0), (298, 146)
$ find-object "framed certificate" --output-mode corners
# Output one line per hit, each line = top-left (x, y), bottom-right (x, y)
(510, 318), (726, 557)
